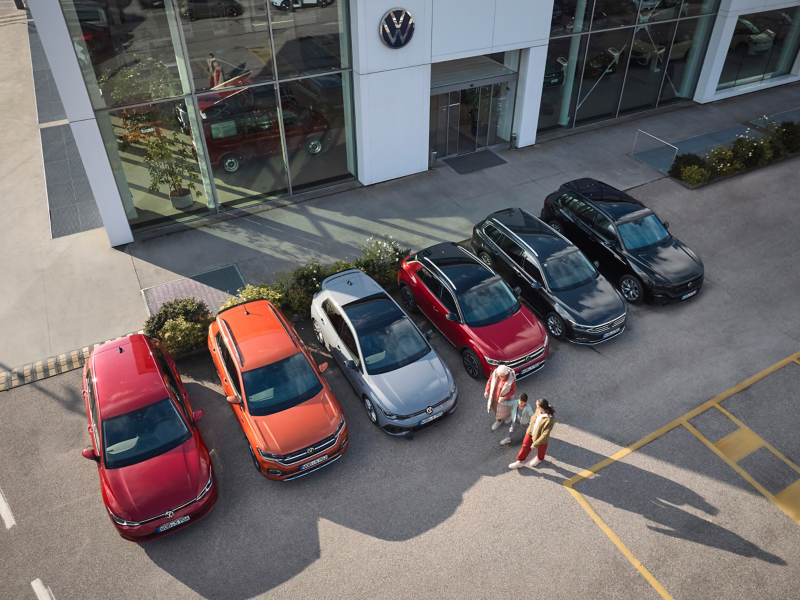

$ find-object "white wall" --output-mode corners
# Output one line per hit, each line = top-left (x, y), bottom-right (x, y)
(513, 46), (549, 148)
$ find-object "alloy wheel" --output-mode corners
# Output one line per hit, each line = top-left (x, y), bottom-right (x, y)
(462, 351), (481, 379)
(401, 287), (415, 311)
(223, 156), (240, 173)
(478, 252), (492, 268)
(548, 220), (563, 233)
(307, 139), (323, 154)
(363, 397), (378, 423)
(620, 276), (641, 302)
(547, 315), (563, 338)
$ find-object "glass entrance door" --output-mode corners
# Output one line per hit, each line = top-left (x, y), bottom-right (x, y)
(430, 81), (517, 160)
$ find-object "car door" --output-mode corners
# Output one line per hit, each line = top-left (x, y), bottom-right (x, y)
(338, 318), (365, 392)
(559, 196), (602, 260)
(215, 332), (247, 428)
(478, 223), (506, 269)
(590, 211), (629, 281)
(520, 256), (553, 317)
(320, 299), (347, 366)
(416, 266), (460, 342)
(550, 193), (583, 241)
(153, 346), (194, 423)
(496, 234), (529, 293)
(413, 266), (444, 319)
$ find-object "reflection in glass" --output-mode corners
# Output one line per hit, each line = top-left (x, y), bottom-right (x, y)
(279, 72), (356, 193)
(593, 0), (638, 30)
(196, 84), (290, 209)
(619, 21), (677, 115)
(58, 0), (190, 109)
(659, 15), (715, 105)
(575, 29), (633, 125)
(97, 100), (214, 232)
(270, 0), (351, 80)
(538, 34), (588, 133)
(488, 81), (517, 146)
(637, 0), (683, 24)
(551, 0), (593, 37)
(682, 0), (720, 18)
(176, 0), (276, 92)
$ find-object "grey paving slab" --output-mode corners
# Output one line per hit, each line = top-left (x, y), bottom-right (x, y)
(142, 265), (245, 316)
(738, 447), (800, 496)
(49, 206), (82, 238)
(45, 180), (75, 209)
(76, 200), (103, 231)
(689, 407), (740, 444)
(721, 363), (800, 466)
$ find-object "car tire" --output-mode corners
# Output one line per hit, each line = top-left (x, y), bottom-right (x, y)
(619, 274), (643, 304)
(306, 135), (323, 155)
(399, 284), (419, 314)
(221, 154), (241, 173)
(248, 444), (262, 473)
(279, 0), (291, 10)
(312, 318), (327, 348)
(317, 0), (325, 6)
(478, 251), (494, 269)
(225, 5), (239, 17)
(547, 219), (564, 234)
(462, 348), (482, 379)
(185, 9), (197, 21)
(363, 396), (379, 425)
(545, 312), (566, 340)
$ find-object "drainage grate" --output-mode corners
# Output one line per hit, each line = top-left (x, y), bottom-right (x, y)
(141, 265), (246, 317)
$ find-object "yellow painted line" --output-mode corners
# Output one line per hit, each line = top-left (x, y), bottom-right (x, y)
(775, 480), (800, 522)
(564, 483), (675, 599)
(714, 427), (763, 463)
(246, 46), (272, 66)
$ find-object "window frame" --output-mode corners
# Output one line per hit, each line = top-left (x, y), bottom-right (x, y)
(153, 347), (191, 422)
(86, 369), (101, 452)
(216, 332), (243, 399)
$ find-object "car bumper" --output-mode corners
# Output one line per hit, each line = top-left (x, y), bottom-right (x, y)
(568, 324), (626, 345)
(380, 395), (458, 436)
(258, 423), (350, 481)
(648, 278), (704, 306)
(481, 345), (549, 379)
(114, 479), (219, 543)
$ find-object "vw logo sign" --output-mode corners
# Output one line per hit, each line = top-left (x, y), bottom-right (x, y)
(426, 407), (433, 415)
(380, 8), (415, 49)
(165, 511), (174, 520)
(307, 447), (315, 455)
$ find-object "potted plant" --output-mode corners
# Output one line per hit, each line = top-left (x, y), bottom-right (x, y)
(100, 57), (202, 209)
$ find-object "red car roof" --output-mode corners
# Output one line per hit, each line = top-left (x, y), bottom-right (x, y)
(92, 335), (169, 420)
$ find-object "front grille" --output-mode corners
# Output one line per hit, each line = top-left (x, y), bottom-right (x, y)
(577, 314), (626, 334)
(653, 276), (703, 296)
(504, 344), (547, 369)
(398, 395), (452, 420)
(278, 432), (339, 466)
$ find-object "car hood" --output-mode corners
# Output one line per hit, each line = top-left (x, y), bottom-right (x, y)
(104, 438), (205, 523)
(627, 238), (704, 284)
(473, 306), (546, 362)
(553, 276), (626, 326)
(368, 351), (450, 415)
(750, 31), (772, 43)
(252, 390), (341, 456)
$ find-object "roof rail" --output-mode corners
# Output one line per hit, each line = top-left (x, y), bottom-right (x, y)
(219, 318), (244, 367)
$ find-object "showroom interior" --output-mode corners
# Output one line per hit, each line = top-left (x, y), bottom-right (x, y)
(26, 0), (800, 246)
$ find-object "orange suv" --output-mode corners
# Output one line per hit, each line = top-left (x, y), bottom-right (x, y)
(208, 300), (348, 480)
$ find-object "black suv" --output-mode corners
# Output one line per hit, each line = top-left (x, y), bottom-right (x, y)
(471, 208), (628, 344)
(540, 179), (704, 305)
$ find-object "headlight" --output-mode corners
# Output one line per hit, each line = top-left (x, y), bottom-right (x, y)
(484, 356), (505, 366)
(107, 507), (142, 527)
(378, 405), (398, 420)
(450, 382), (457, 397)
(334, 416), (346, 435)
(258, 447), (282, 461)
(195, 471), (214, 501)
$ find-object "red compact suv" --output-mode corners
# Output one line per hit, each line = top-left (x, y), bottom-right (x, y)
(398, 242), (550, 379)
(81, 335), (217, 542)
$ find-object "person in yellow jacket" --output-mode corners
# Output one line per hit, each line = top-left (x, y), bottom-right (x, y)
(509, 398), (555, 469)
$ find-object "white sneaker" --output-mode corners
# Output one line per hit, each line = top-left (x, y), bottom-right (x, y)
(500, 437), (511, 446)
(503, 416), (512, 424)
(491, 420), (502, 431)
(526, 457), (542, 468)
(509, 461), (523, 469)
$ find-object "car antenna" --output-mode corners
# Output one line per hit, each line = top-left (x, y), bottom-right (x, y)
(244, 306), (250, 315)
(118, 347), (124, 354)
(346, 279), (353, 286)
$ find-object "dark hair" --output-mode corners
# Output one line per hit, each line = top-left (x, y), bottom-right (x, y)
(519, 393), (528, 403)
(537, 398), (555, 416)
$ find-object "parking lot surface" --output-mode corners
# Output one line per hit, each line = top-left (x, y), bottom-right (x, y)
(1, 158), (799, 599)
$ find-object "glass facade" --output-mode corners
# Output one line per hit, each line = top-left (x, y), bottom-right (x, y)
(541, 0), (718, 134)
(59, 0), (355, 233)
(717, 7), (800, 91)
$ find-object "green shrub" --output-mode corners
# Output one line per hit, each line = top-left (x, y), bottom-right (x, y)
(274, 259), (357, 317)
(144, 297), (212, 338)
(731, 135), (773, 169)
(777, 120), (800, 154)
(158, 317), (209, 358)
(219, 284), (283, 312)
(681, 165), (710, 185)
(353, 235), (411, 289)
(668, 153), (708, 179)
(705, 146), (739, 179)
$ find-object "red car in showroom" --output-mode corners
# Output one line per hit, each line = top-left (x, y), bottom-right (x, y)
(398, 242), (549, 379)
(80, 334), (217, 542)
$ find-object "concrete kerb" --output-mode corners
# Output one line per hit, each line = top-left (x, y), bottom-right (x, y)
(0, 331), (144, 392)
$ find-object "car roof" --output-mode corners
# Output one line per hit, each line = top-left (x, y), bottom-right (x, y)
(217, 300), (299, 372)
(562, 178), (644, 220)
(417, 242), (493, 293)
(92, 335), (169, 420)
(488, 208), (575, 263)
(322, 269), (385, 306)
(344, 294), (405, 333)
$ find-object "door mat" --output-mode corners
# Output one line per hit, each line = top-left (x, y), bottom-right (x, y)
(142, 264), (246, 317)
(443, 150), (507, 174)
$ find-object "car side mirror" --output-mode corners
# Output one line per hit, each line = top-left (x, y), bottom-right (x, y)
(81, 448), (98, 462)
(445, 312), (459, 322)
(663, 221), (669, 229)
(531, 281), (542, 290)
(603, 239), (616, 247)
(425, 330), (435, 340)
(594, 260), (600, 268)
(318, 362), (328, 373)
(192, 409), (204, 422)
(513, 286), (522, 296)
(343, 359), (356, 370)
(226, 395), (240, 405)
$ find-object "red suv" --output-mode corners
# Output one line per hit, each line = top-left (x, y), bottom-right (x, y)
(398, 242), (549, 379)
(81, 335), (217, 542)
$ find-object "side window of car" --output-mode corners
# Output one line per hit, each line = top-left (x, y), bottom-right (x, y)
(570, 199), (600, 227)
(418, 267), (444, 298)
(154, 348), (190, 420)
(216, 333), (242, 398)
(484, 223), (503, 245)
(86, 370), (101, 451)
(523, 257), (544, 284)
(339, 322), (361, 367)
(593, 213), (616, 240)
(499, 234), (525, 267)
(439, 287), (458, 315)
(323, 299), (345, 336)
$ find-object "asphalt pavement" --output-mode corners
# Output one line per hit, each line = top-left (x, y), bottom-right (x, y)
(1, 157), (799, 600)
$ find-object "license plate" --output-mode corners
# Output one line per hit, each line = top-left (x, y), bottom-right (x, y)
(521, 361), (544, 375)
(603, 327), (621, 339)
(301, 454), (329, 470)
(420, 411), (443, 425)
(157, 515), (189, 532)
(140, 127), (156, 134)
(681, 290), (697, 300)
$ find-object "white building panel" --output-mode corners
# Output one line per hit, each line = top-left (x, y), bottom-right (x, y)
(432, 0), (497, 61)
(492, 0), (552, 53)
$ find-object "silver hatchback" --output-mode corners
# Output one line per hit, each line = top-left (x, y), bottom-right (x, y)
(310, 270), (458, 436)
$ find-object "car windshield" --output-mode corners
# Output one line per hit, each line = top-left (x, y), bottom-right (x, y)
(102, 398), (191, 469)
(242, 352), (323, 417)
(346, 297), (431, 375)
(542, 251), (598, 292)
(457, 277), (520, 328)
(617, 214), (669, 250)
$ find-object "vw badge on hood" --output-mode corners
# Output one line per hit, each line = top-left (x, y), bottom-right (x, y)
(426, 407), (433, 415)
(165, 511), (174, 519)
(380, 8), (415, 49)
(307, 447), (315, 455)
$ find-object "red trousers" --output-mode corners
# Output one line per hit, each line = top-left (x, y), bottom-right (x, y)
(517, 435), (547, 462)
